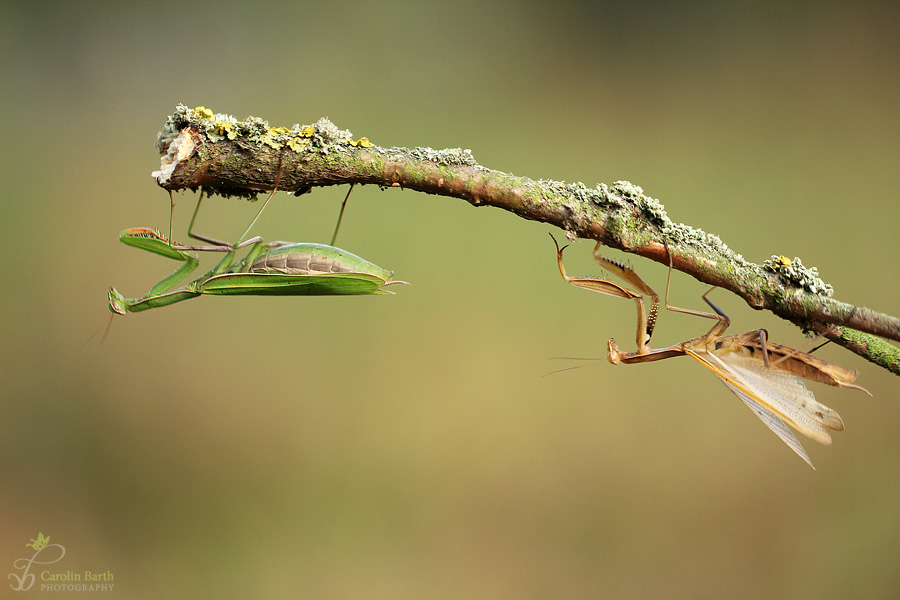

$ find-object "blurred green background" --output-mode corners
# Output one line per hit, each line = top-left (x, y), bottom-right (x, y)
(2, 1), (898, 598)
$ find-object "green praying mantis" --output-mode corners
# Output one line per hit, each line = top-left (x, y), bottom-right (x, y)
(113, 150), (404, 316)
(550, 234), (869, 468)
(108, 227), (407, 315)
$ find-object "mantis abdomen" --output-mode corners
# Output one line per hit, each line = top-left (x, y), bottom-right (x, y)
(251, 243), (394, 280)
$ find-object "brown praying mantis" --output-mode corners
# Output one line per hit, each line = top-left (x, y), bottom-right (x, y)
(550, 234), (870, 468)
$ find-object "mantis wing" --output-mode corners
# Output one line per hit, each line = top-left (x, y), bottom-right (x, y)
(685, 349), (844, 468)
(198, 272), (398, 296)
(717, 352), (843, 439)
(691, 349), (842, 444)
(721, 380), (814, 469)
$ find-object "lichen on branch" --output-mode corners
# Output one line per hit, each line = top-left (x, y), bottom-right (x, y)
(152, 105), (900, 376)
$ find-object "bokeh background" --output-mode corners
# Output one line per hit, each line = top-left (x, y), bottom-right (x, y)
(2, 1), (898, 598)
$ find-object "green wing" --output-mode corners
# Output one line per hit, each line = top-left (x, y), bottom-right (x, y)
(198, 272), (393, 296)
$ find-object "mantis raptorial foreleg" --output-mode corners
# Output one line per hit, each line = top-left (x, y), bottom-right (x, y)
(550, 234), (653, 354)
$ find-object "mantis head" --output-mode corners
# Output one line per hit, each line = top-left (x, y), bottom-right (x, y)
(607, 339), (623, 364)
(108, 287), (128, 315)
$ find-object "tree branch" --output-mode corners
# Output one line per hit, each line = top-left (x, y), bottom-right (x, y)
(152, 106), (900, 376)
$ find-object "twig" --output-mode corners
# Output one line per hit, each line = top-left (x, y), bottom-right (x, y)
(151, 105), (900, 376)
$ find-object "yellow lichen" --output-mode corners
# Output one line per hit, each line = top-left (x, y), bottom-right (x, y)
(287, 137), (309, 152)
(773, 256), (792, 269)
(213, 120), (237, 140)
(350, 137), (373, 148)
(194, 106), (214, 120)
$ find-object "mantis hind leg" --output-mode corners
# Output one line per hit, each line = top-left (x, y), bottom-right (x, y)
(235, 147), (289, 246)
(660, 242), (731, 339)
(177, 147), (289, 250)
(186, 190), (233, 247)
(329, 184), (354, 246)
